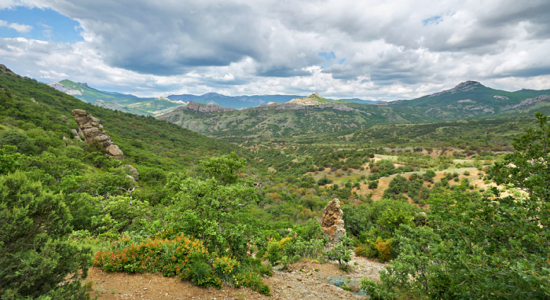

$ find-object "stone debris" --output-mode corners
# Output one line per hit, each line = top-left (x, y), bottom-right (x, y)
(183, 101), (236, 113)
(71, 109), (123, 157)
(321, 198), (346, 247)
(122, 165), (140, 181)
(502, 95), (550, 111)
(71, 129), (83, 142)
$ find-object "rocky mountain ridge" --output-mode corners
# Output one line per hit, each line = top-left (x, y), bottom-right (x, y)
(49, 81), (83, 96)
(179, 100), (237, 113)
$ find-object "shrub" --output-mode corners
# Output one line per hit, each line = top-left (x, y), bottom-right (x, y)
(373, 238), (393, 262)
(0, 171), (92, 299)
(368, 180), (379, 189)
(323, 235), (353, 271)
(93, 233), (269, 294)
(0, 129), (36, 154)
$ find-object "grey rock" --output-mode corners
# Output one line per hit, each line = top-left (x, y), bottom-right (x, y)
(71, 109), (124, 157)
(502, 95), (550, 111)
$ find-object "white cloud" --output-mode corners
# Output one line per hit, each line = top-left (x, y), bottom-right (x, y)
(0, 19), (33, 33)
(8, 22), (32, 33)
(0, 0), (549, 100)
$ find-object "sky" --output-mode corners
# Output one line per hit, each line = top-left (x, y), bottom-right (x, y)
(0, 0), (550, 100)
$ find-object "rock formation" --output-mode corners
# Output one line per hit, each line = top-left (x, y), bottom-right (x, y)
(48, 82), (83, 95)
(71, 129), (83, 142)
(183, 101), (236, 113)
(321, 198), (346, 247)
(502, 95), (550, 111)
(427, 80), (481, 98)
(122, 165), (139, 181)
(71, 109), (123, 157)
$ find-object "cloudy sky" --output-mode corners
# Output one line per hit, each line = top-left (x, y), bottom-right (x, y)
(1, 0), (550, 100)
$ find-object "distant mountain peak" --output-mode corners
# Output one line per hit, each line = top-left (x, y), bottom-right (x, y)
(288, 93), (329, 105)
(455, 80), (482, 90)
(48, 81), (83, 96)
(201, 92), (224, 98)
(428, 80), (484, 98)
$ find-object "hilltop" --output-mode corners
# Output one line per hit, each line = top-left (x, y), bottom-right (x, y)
(1, 65), (245, 169)
(155, 82), (550, 144)
(378, 80), (550, 118)
(288, 92), (331, 105)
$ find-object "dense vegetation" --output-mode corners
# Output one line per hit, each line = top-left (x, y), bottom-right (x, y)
(2, 64), (549, 299)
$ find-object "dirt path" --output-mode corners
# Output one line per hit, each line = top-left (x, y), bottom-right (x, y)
(87, 256), (387, 300)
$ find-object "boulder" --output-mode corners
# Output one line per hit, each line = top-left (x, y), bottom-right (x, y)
(321, 198), (346, 247)
(71, 109), (123, 158)
(71, 129), (83, 142)
(106, 145), (124, 157)
(122, 165), (140, 181)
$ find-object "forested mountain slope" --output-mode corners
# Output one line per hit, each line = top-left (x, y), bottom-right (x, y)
(0, 64), (245, 169)
(379, 80), (550, 118)
(158, 82), (550, 143)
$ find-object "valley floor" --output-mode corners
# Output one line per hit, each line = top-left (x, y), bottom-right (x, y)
(87, 256), (387, 300)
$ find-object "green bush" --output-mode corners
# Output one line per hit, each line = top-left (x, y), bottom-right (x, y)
(368, 180), (379, 189)
(0, 130), (36, 155)
(0, 171), (92, 299)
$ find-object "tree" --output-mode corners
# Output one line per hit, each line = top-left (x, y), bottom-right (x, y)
(0, 145), (20, 175)
(0, 171), (91, 299)
(362, 113), (550, 299)
(163, 153), (259, 258)
(490, 112), (550, 203)
(0, 130), (36, 155)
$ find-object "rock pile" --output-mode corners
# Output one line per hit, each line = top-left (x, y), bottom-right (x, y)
(321, 198), (346, 248)
(71, 109), (124, 157)
(183, 101), (236, 113)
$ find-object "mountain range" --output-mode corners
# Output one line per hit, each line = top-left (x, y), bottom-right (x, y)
(47, 80), (379, 115)
(46, 78), (550, 144)
(156, 81), (550, 143)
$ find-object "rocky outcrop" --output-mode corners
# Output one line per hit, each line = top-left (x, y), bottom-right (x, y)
(375, 99), (406, 106)
(71, 129), (83, 142)
(182, 101), (236, 113)
(71, 109), (123, 157)
(268, 102), (367, 114)
(122, 165), (139, 181)
(428, 81), (482, 98)
(501, 95), (550, 111)
(494, 95), (509, 100)
(321, 199), (346, 247)
(49, 82), (82, 95)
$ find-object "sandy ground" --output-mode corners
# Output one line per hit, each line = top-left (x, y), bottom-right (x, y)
(87, 255), (387, 300)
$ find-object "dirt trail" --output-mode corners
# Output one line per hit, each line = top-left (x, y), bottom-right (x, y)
(87, 256), (387, 300)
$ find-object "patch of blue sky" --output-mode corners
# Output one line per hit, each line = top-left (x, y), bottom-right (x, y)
(0, 7), (83, 43)
(338, 58), (346, 65)
(422, 15), (442, 26)
(318, 51), (336, 68)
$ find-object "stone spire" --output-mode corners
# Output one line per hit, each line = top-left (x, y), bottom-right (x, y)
(71, 109), (123, 157)
(321, 198), (346, 247)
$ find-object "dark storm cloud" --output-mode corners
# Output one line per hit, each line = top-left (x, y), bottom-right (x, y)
(2, 0), (550, 99)
(44, 0), (270, 75)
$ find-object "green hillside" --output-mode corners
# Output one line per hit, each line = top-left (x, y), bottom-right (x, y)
(126, 97), (187, 116)
(57, 79), (151, 105)
(383, 81), (550, 118)
(0, 65), (245, 170)
(156, 101), (426, 143)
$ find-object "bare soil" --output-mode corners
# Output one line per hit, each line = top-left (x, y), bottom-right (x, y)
(86, 256), (388, 300)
